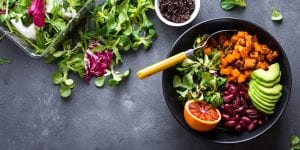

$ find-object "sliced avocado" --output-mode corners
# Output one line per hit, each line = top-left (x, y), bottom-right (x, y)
(251, 87), (279, 104)
(252, 63), (281, 83)
(252, 72), (281, 88)
(249, 88), (276, 108)
(249, 81), (282, 101)
(249, 90), (274, 115)
(249, 80), (282, 96)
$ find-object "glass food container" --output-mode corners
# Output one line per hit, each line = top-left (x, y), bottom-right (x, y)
(0, 0), (94, 58)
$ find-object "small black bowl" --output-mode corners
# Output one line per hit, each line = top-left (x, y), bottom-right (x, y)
(162, 18), (292, 143)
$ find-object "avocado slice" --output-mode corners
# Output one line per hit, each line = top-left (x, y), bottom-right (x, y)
(249, 81), (282, 101)
(249, 80), (282, 96)
(249, 88), (277, 108)
(249, 89), (274, 115)
(250, 87), (280, 104)
(252, 63), (281, 83)
(252, 72), (281, 88)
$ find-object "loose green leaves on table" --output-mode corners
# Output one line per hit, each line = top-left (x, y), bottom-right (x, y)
(272, 7), (283, 21)
(291, 135), (300, 150)
(220, 0), (247, 11)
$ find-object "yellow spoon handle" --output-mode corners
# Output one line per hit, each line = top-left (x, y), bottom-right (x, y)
(137, 52), (188, 79)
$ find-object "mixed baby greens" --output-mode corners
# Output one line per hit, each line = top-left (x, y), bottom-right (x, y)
(173, 35), (226, 107)
(0, 0), (90, 54)
(48, 0), (156, 97)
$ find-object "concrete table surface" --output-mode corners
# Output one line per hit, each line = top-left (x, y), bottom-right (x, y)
(1, 0), (300, 149)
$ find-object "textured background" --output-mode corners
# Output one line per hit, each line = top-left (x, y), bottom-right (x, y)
(1, 0), (300, 149)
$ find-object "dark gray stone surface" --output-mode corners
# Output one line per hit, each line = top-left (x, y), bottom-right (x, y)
(1, 0), (300, 149)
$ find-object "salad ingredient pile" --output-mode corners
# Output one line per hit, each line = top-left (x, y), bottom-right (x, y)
(173, 31), (281, 133)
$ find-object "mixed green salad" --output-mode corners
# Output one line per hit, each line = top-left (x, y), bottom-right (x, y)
(173, 35), (226, 107)
(0, 0), (91, 54)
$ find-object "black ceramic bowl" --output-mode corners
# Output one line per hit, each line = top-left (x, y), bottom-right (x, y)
(162, 18), (292, 143)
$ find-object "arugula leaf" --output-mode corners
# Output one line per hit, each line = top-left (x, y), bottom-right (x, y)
(0, 58), (12, 65)
(271, 7), (283, 21)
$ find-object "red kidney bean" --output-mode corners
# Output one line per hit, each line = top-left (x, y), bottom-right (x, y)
(221, 82), (267, 133)
(222, 94), (234, 103)
(245, 109), (257, 115)
(223, 90), (230, 96)
(239, 91), (249, 99)
(222, 114), (231, 121)
(235, 124), (242, 132)
(247, 123), (255, 132)
(240, 97), (247, 105)
(252, 119), (258, 125)
(239, 120), (246, 128)
(235, 106), (245, 113)
(233, 97), (241, 108)
(225, 120), (237, 128)
(234, 114), (240, 122)
(241, 116), (251, 125)
(225, 82), (231, 89)
(238, 84), (248, 92)
(248, 114), (259, 119)
(230, 85), (238, 95)
(258, 120), (265, 126)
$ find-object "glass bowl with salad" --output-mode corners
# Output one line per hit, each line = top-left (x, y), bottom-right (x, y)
(162, 18), (292, 143)
(0, 0), (94, 57)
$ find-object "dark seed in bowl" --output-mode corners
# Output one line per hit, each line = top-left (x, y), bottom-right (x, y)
(159, 0), (195, 23)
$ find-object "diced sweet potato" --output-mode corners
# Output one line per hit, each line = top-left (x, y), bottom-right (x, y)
(244, 58), (256, 69)
(220, 66), (233, 75)
(231, 69), (241, 78)
(237, 73), (247, 83)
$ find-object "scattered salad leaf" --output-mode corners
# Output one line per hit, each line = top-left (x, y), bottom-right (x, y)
(220, 0), (247, 11)
(291, 135), (300, 150)
(271, 7), (283, 21)
(95, 76), (105, 88)
(0, 58), (12, 65)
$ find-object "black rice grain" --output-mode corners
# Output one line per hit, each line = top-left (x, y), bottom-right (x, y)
(159, 0), (195, 23)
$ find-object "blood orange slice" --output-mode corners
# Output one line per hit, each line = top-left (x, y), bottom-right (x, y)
(184, 100), (221, 132)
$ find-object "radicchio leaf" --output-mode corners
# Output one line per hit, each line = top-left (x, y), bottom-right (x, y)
(0, 9), (5, 15)
(84, 40), (113, 81)
(28, 0), (45, 27)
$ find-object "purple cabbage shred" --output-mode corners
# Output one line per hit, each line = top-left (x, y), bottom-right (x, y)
(28, 0), (45, 27)
(84, 40), (113, 81)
